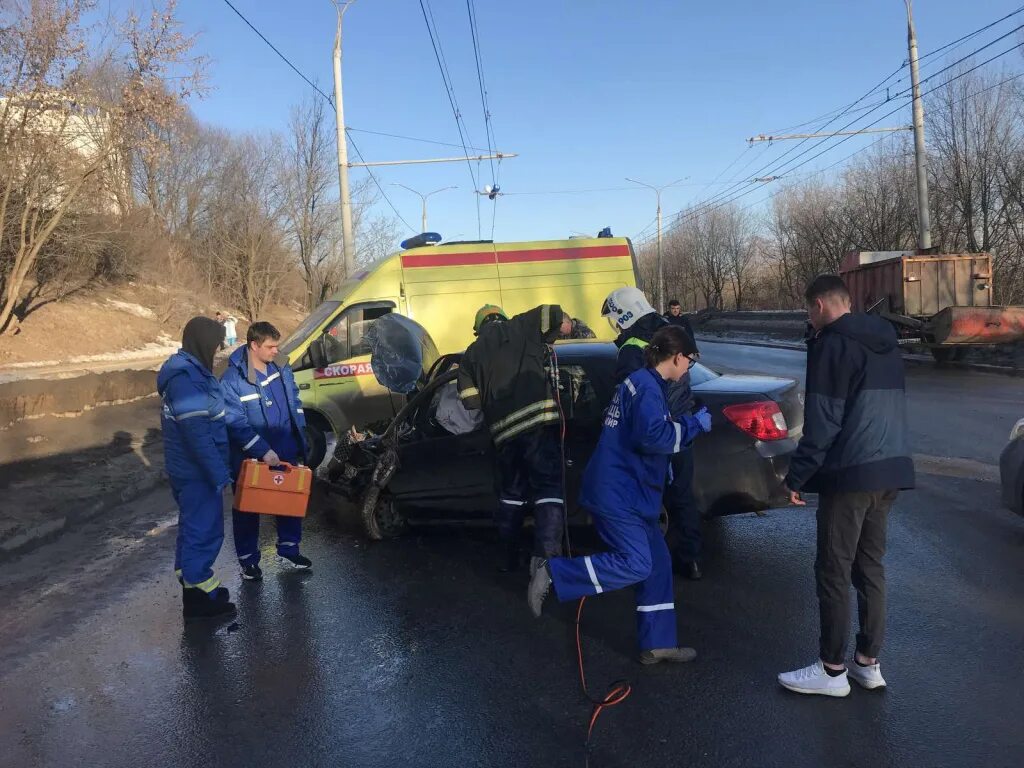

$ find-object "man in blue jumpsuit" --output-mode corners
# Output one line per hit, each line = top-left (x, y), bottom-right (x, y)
(527, 325), (712, 662)
(221, 321), (310, 580)
(157, 316), (236, 621)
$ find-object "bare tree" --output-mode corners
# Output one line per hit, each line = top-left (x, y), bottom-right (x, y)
(719, 204), (757, 310)
(0, 0), (202, 334)
(206, 135), (288, 321)
(928, 68), (1017, 255)
(279, 96), (338, 308)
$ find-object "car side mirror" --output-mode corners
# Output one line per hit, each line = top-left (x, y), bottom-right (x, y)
(309, 337), (328, 370)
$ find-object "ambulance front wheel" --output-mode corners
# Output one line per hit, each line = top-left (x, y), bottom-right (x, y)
(361, 488), (407, 540)
(303, 424), (328, 470)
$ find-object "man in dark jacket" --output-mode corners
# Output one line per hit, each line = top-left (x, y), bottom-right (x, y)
(458, 304), (571, 573)
(778, 275), (915, 698)
(602, 287), (705, 580)
(221, 321), (311, 580)
(663, 299), (696, 344)
(157, 316), (236, 621)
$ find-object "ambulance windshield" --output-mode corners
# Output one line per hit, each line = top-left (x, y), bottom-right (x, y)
(280, 300), (341, 356)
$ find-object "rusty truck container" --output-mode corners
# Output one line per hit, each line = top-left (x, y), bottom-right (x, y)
(839, 250), (1024, 357)
(839, 251), (993, 316)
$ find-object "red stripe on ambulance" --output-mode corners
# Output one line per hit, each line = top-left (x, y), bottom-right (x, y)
(400, 243), (630, 269)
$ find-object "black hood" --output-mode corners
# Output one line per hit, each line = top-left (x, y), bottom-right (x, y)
(614, 311), (667, 348)
(823, 312), (898, 354)
(181, 316), (225, 372)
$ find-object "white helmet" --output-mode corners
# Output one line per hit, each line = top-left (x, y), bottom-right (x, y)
(601, 287), (656, 332)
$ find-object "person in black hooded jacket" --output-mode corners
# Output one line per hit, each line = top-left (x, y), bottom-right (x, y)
(157, 316), (236, 622)
(601, 287), (707, 580)
(778, 275), (915, 698)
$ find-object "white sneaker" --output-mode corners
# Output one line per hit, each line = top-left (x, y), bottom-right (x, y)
(778, 660), (851, 697)
(848, 661), (886, 690)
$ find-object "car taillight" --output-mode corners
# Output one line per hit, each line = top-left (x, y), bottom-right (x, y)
(722, 401), (789, 441)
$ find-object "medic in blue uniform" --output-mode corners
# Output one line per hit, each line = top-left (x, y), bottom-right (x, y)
(527, 325), (712, 663)
(157, 316), (236, 622)
(221, 321), (311, 579)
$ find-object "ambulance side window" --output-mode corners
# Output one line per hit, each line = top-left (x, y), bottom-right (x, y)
(350, 306), (394, 356)
(322, 314), (349, 364)
(320, 303), (395, 363)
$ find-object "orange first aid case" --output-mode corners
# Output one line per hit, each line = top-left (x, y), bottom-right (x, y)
(234, 460), (312, 518)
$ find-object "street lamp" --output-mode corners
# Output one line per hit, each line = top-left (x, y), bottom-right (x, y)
(392, 184), (457, 233)
(626, 177), (687, 312)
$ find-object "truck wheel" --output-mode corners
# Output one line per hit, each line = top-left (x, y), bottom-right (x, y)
(303, 424), (328, 470)
(360, 488), (407, 540)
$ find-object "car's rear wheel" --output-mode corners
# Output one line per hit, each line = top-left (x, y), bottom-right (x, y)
(360, 487), (407, 540)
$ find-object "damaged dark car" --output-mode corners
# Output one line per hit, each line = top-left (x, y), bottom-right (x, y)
(326, 315), (804, 540)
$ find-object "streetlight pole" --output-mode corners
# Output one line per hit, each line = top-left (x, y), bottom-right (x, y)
(392, 184), (457, 232)
(626, 177), (687, 312)
(332, 0), (357, 279)
(905, 0), (932, 251)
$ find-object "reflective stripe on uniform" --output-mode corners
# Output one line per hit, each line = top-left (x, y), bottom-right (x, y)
(459, 386), (479, 401)
(240, 393), (260, 402)
(584, 556), (603, 594)
(211, 410), (226, 421)
(623, 337), (649, 350)
(535, 497), (563, 505)
(490, 399), (558, 433)
(636, 603), (674, 613)
(673, 421), (682, 452)
(500, 499), (527, 506)
(183, 575), (221, 593)
(260, 372), (281, 386)
(296, 408), (304, 414)
(624, 379), (636, 396)
(243, 435), (260, 450)
(493, 409), (559, 445)
(175, 410), (209, 421)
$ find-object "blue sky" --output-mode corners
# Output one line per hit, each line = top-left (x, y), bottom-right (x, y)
(162, 0), (1021, 245)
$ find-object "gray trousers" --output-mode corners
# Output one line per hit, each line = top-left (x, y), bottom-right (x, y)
(815, 490), (898, 665)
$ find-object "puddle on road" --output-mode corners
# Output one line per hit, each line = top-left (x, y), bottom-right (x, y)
(913, 453), (999, 482)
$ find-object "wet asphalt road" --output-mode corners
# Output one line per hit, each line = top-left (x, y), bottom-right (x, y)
(1, 342), (1023, 768)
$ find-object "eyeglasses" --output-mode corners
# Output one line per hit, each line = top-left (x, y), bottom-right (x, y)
(679, 353), (699, 369)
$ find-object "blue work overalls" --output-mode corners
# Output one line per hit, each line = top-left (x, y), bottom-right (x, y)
(548, 368), (702, 650)
(221, 346), (308, 563)
(157, 351), (233, 593)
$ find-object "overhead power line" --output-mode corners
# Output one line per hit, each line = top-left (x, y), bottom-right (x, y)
(703, 8), (1024, 225)
(218, 0), (433, 235)
(647, 17), (1024, 245)
(220, 0), (335, 105)
(346, 126), (490, 152)
(347, 133), (417, 234)
(418, 0), (483, 236)
(636, 42), (1024, 247)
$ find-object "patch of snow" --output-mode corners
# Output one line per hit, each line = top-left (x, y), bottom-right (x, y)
(105, 298), (156, 319)
(0, 334), (179, 383)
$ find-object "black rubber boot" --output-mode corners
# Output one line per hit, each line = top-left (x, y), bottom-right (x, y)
(182, 587), (236, 621)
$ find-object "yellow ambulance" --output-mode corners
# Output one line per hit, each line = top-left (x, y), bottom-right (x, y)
(280, 236), (638, 465)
